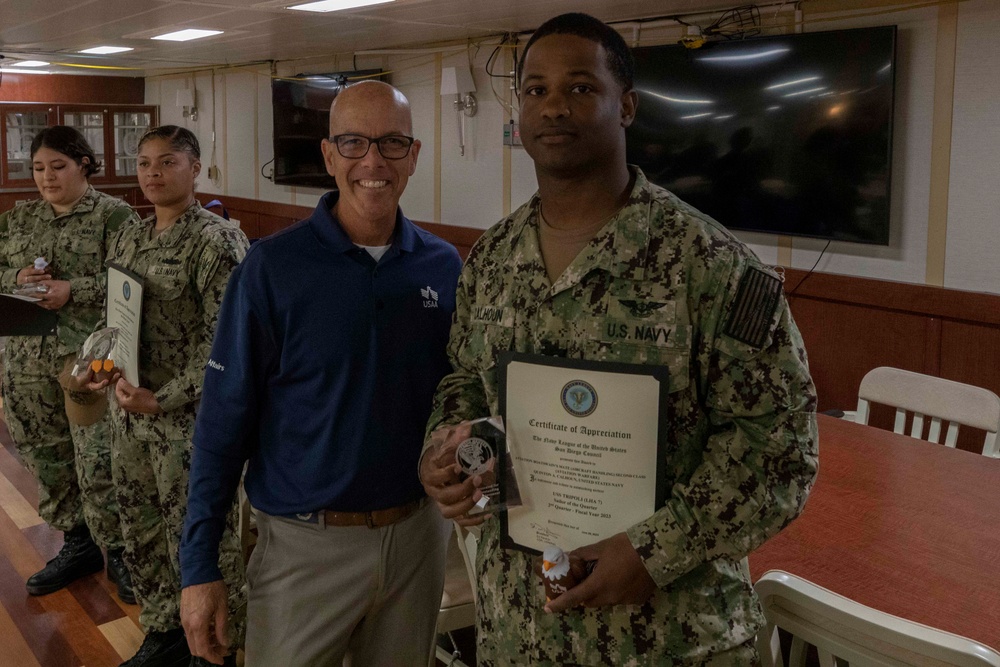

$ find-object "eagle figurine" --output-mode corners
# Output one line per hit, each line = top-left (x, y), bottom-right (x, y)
(540, 546), (589, 602)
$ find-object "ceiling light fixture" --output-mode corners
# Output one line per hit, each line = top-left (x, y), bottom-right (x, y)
(152, 29), (224, 42)
(80, 46), (134, 55)
(288, 0), (394, 12)
(2, 67), (52, 74)
(14, 60), (49, 67)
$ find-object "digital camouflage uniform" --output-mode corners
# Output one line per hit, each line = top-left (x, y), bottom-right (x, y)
(104, 202), (248, 637)
(0, 187), (138, 549)
(426, 169), (818, 666)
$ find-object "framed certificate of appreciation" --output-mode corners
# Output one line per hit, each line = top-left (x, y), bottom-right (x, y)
(106, 263), (144, 387)
(498, 352), (670, 555)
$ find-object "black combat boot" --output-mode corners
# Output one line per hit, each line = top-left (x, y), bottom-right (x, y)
(26, 524), (104, 595)
(106, 548), (137, 605)
(120, 628), (191, 667)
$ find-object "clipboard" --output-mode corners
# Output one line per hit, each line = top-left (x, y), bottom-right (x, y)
(0, 294), (58, 336)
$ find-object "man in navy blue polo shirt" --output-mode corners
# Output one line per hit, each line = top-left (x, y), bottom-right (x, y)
(179, 81), (462, 666)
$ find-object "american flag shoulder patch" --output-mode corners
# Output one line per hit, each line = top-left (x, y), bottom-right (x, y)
(723, 267), (783, 348)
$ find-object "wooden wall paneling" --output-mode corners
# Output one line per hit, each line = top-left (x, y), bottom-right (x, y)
(923, 317), (943, 377)
(0, 75), (145, 105)
(257, 213), (298, 238)
(236, 212), (260, 240)
(787, 297), (931, 413)
(783, 268), (1000, 327)
(939, 321), (1000, 397)
(939, 321), (1000, 453)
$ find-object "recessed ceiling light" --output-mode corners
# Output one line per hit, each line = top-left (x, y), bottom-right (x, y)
(2, 68), (52, 74)
(288, 0), (394, 12)
(151, 29), (223, 42)
(14, 60), (49, 67)
(80, 46), (134, 55)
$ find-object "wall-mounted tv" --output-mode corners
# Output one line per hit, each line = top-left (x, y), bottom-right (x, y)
(272, 70), (385, 189)
(627, 26), (896, 245)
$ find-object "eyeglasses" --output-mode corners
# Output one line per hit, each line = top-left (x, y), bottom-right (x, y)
(329, 134), (415, 160)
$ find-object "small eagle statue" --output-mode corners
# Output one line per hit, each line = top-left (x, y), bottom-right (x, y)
(540, 546), (589, 602)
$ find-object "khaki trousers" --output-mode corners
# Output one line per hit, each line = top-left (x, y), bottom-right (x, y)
(246, 500), (451, 667)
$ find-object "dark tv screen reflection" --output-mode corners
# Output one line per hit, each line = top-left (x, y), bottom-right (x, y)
(272, 70), (384, 190)
(627, 27), (896, 245)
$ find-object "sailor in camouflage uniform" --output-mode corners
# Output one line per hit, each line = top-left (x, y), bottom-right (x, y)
(421, 14), (818, 666)
(92, 126), (248, 667)
(0, 126), (137, 601)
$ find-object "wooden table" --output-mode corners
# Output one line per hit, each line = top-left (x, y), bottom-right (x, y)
(749, 414), (1000, 650)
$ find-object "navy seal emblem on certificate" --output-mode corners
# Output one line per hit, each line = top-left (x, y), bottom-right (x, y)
(561, 380), (598, 417)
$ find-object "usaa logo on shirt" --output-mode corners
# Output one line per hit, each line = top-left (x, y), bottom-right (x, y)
(420, 286), (439, 308)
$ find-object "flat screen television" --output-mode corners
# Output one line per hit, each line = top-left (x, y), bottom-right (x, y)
(272, 70), (385, 189)
(626, 26), (896, 245)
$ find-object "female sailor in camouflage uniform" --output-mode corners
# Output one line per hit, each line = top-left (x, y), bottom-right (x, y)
(91, 126), (248, 667)
(0, 126), (137, 602)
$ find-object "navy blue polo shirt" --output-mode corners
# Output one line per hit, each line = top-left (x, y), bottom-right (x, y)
(180, 192), (462, 587)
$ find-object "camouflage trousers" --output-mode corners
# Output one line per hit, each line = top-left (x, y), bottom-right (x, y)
(473, 520), (762, 667)
(1, 366), (123, 549)
(111, 427), (246, 640)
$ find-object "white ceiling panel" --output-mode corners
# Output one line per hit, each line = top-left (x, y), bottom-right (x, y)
(0, 0), (770, 76)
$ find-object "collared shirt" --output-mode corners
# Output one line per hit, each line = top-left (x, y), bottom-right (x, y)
(180, 191), (462, 587)
(425, 168), (818, 665)
(0, 187), (138, 375)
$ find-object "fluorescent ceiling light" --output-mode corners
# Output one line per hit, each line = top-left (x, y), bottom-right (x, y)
(288, 0), (394, 12)
(699, 47), (790, 63)
(766, 76), (820, 90)
(152, 29), (223, 42)
(680, 112), (713, 120)
(2, 68), (52, 74)
(783, 86), (827, 98)
(714, 114), (735, 120)
(643, 89), (713, 105)
(767, 105), (781, 111)
(80, 46), (133, 54)
(14, 60), (49, 67)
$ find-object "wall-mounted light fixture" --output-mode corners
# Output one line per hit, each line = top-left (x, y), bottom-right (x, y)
(440, 65), (477, 156)
(177, 87), (198, 122)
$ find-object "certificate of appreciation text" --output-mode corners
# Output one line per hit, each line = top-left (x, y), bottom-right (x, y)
(106, 263), (144, 387)
(499, 353), (668, 554)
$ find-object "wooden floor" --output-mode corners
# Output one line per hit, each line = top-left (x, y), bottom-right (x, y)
(0, 402), (473, 667)
(0, 411), (144, 667)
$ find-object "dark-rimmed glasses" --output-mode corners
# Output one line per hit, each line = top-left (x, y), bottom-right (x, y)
(329, 134), (415, 160)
